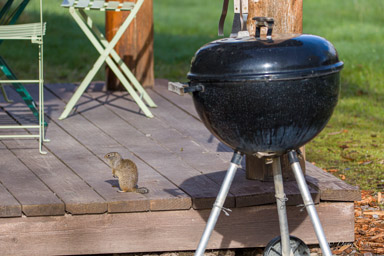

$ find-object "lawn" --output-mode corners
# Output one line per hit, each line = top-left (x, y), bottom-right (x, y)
(1, 0), (383, 191)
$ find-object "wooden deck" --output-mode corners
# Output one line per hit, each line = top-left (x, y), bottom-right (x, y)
(0, 79), (360, 255)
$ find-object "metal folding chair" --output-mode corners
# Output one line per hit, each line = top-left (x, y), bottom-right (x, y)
(0, 0), (43, 123)
(59, 0), (157, 120)
(0, 0), (49, 154)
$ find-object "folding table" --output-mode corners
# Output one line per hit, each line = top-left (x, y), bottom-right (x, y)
(59, 0), (157, 120)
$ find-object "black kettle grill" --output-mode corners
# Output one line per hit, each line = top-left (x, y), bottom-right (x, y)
(169, 16), (342, 256)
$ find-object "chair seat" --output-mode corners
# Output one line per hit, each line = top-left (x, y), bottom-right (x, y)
(61, 0), (135, 11)
(0, 22), (46, 40)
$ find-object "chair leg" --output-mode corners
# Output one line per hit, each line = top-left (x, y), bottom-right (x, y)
(0, 84), (13, 103)
(84, 16), (157, 108)
(59, 6), (154, 120)
(38, 43), (48, 154)
(0, 56), (44, 124)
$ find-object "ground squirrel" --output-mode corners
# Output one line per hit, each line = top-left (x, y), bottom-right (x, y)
(104, 152), (149, 194)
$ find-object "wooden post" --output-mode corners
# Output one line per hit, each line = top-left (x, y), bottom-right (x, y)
(245, 0), (305, 181)
(247, 0), (303, 35)
(105, 0), (154, 90)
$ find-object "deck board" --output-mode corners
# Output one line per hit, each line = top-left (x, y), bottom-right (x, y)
(8, 141), (108, 215)
(153, 81), (360, 203)
(5, 86), (150, 213)
(85, 86), (319, 208)
(0, 203), (354, 256)
(46, 120), (150, 213)
(306, 162), (361, 201)
(46, 83), (230, 209)
(0, 80), (360, 255)
(0, 142), (64, 216)
(0, 181), (21, 217)
(152, 83), (233, 157)
(154, 79), (200, 119)
(144, 87), (320, 206)
(0, 102), (108, 214)
(45, 85), (192, 212)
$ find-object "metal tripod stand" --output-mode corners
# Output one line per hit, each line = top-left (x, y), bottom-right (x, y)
(194, 150), (333, 256)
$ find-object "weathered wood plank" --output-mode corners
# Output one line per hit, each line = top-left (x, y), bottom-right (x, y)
(4, 139), (108, 215)
(152, 81), (233, 159)
(305, 162), (361, 202)
(45, 120), (150, 213)
(44, 84), (192, 211)
(4, 86), (156, 214)
(1, 92), (108, 215)
(153, 80), (359, 203)
(0, 181), (21, 217)
(0, 203), (354, 256)
(231, 172), (319, 207)
(154, 79), (200, 119)
(3, 85), (150, 213)
(0, 143), (64, 217)
(156, 81), (309, 184)
(0, 100), (64, 216)
(88, 88), (319, 207)
(0, 109), (25, 217)
(87, 89), (234, 187)
(46, 83), (226, 210)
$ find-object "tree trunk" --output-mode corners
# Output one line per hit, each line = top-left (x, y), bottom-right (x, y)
(105, 0), (154, 90)
(245, 0), (304, 181)
(247, 0), (302, 35)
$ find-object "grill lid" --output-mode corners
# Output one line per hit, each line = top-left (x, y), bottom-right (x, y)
(188, 17), (343, 82)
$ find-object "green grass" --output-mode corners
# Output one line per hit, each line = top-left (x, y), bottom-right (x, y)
(1, 0), (383, 191)
(302, 0), (384, 191)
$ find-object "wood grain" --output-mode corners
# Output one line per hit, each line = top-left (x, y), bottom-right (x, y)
(0, 143), (64, 217)
(0, 203), (354, 256)
(248, 0), (303, 36)
(305, 162), (361, 202)
(0, 95), (109, 214)
(105, 0), (154, 89)
(152, 79), (358, 205)
(151, 84), (234, 161)
(88, 87), (320, 208)
(48, 86), (192, 212)
(46, 84), (196, 210)
(245, 153), (306, 181)
(153, 79), (201, 120)
(8, 85), (150, 213)
(0, 81), (358, 220)
(5, 140), (108, 215)
(0, 181), (21, 217)
(0, 82), (358, 255)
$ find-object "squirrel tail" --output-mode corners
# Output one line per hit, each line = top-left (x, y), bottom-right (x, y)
(136, 187), (149, 194)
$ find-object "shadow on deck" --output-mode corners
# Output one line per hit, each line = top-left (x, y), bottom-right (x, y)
(0, 79), (360, 255)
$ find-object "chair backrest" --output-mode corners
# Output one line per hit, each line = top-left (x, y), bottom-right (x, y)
(0, 0), (30, 25)
(0, 0), (44, 43)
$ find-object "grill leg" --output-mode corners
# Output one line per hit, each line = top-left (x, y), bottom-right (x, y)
(271, 157), (293, 256)
(288, 150), (332, 256)
(194, 151), (243, 256)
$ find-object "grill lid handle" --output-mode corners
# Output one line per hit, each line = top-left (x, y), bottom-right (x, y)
(168, 82), (204, 96)
(253, 17), (274, 40)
